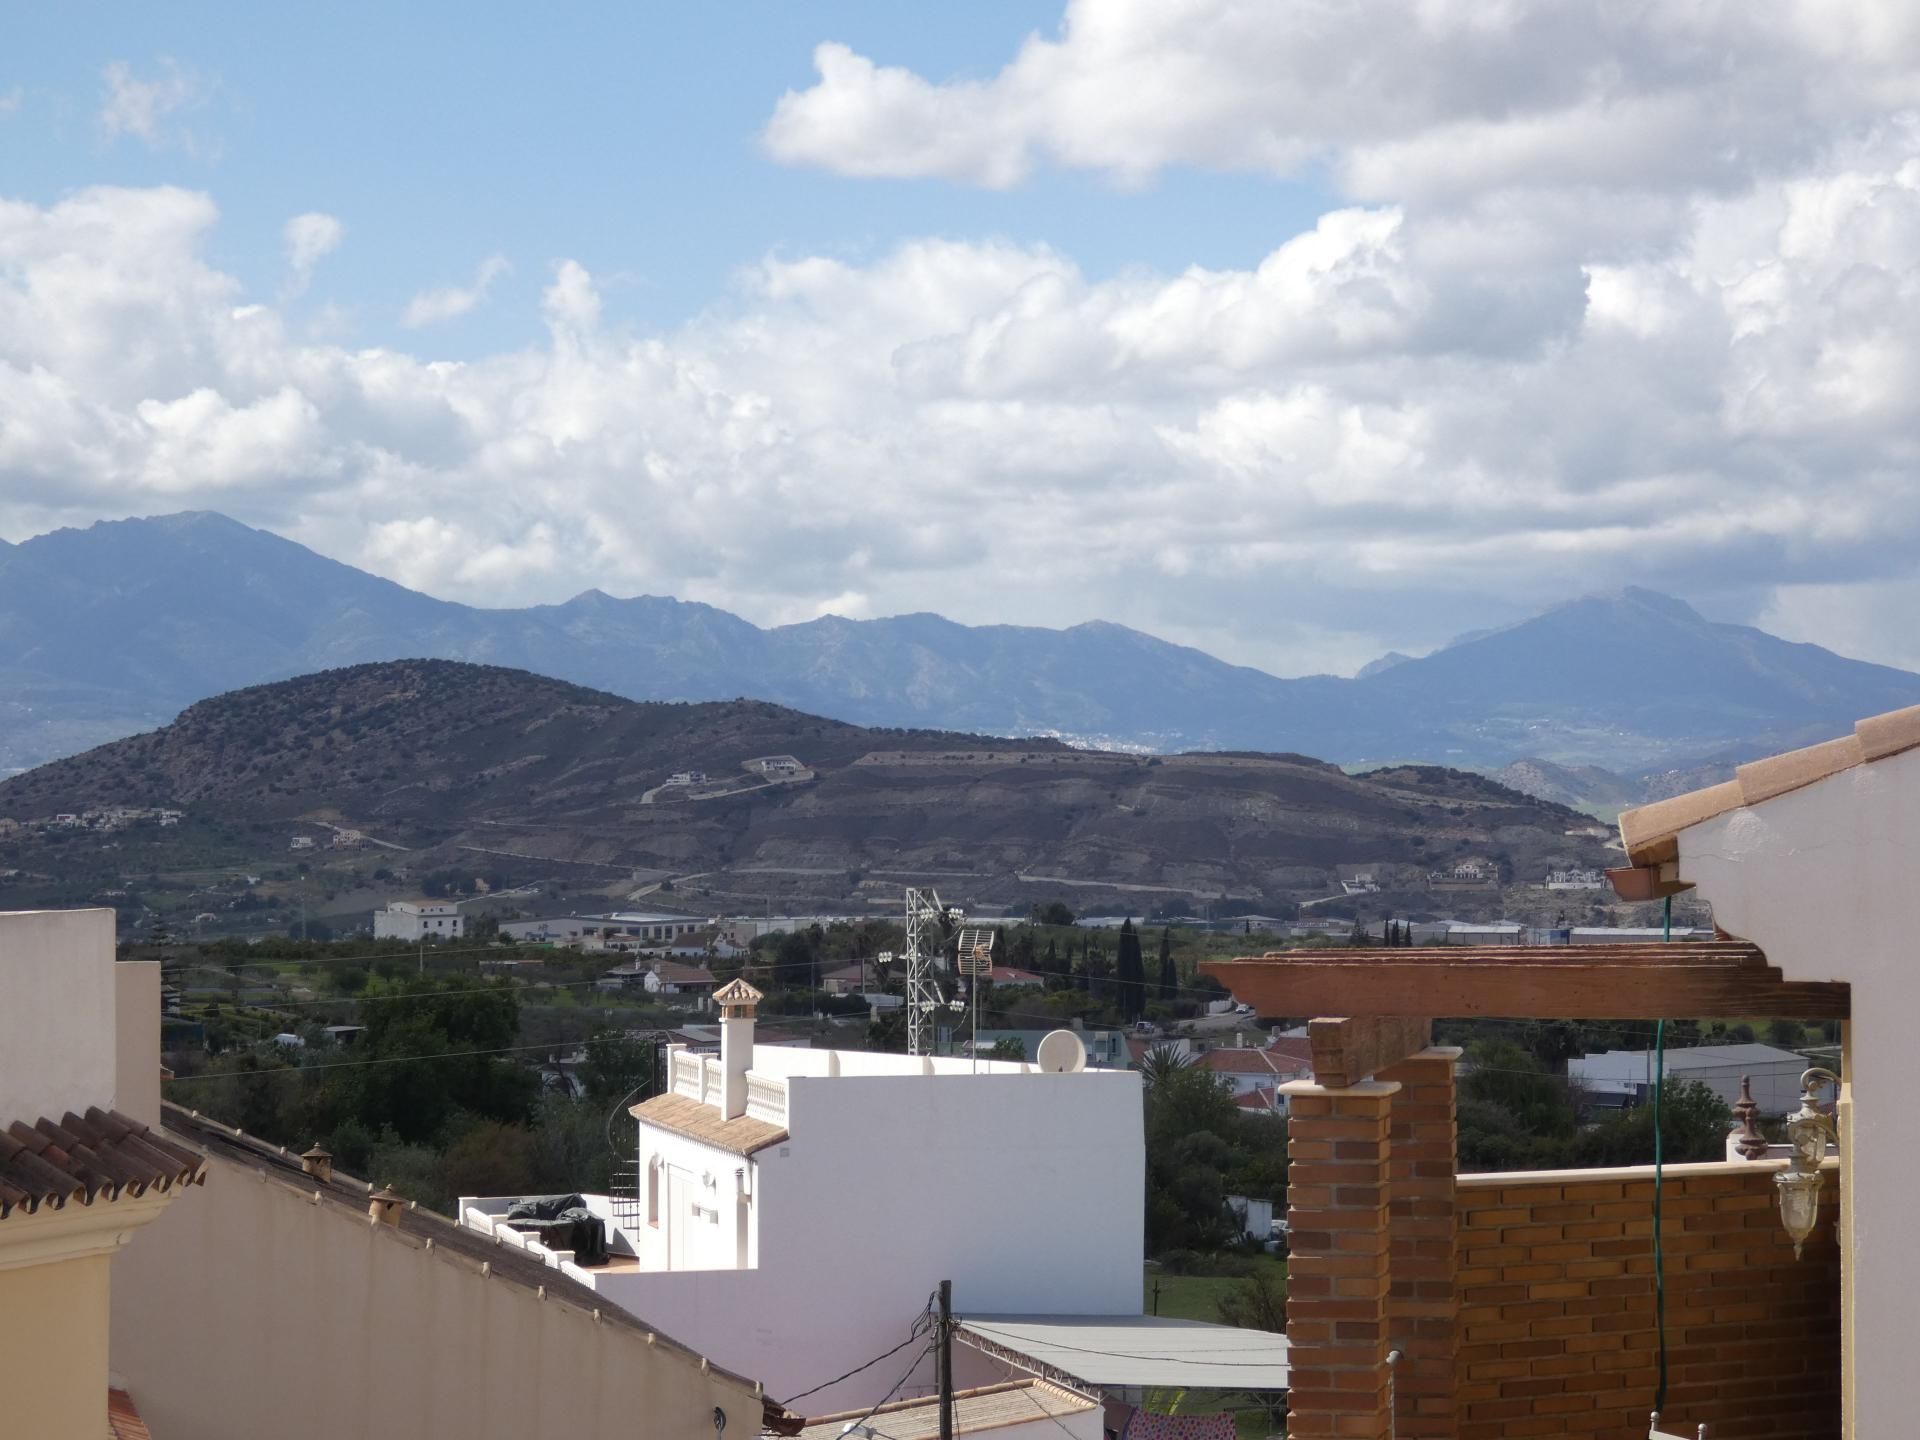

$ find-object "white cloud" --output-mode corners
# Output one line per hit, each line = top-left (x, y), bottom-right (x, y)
(100, 59), (204, 150)
(9, 118), (1920, 675)
(401, 254), (511, 328)
(0, 90), (21, 116)
(764, 1), (1920, 202)
(282, 213), (343, 297)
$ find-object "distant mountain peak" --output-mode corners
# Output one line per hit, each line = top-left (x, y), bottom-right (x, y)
(1356, 651), (1414, 679)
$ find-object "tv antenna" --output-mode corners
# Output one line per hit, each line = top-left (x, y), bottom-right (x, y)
(954, 925), (997, 1072)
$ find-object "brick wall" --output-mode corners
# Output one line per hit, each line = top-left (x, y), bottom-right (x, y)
(1454, 1161), (1841, 1440)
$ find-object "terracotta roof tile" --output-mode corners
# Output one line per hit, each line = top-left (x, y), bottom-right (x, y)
(1620, 701), (1920, 863)
(108, 1388), (154, 1440)
(629, 1093), (788, 1156)
(0, 1107), (204, 1218)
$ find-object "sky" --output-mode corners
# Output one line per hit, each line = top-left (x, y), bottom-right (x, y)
(5, 2), (1920, 677)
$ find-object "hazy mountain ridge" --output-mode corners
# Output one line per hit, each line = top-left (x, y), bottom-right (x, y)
(0, 659), (1615, 910)
(2, 512), (1916, 779)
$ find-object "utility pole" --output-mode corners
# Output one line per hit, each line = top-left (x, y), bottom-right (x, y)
(937, 1280), (954, 1440)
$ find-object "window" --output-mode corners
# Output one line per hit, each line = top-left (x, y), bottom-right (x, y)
(646, 1156), (660, 1226)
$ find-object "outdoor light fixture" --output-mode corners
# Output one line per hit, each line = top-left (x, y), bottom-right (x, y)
(1775, 1067), (1841, 1259)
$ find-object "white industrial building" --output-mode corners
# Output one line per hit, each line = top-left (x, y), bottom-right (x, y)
(461, 980), (1151, 1411)
(1568, 1041), (1811, 1114)
(372, 900), (464, 941)
(498, 911), (708, 947)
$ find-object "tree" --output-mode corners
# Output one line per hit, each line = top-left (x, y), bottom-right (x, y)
(1139, 1043), (1194, 1088)
(1031, 900), (1075, 926)
(1115, 919), (1147, 1022)
(988, 1036), (1027, 1062)
(1157, 927), (1176, 1003)
(579, 1029), (656, 1107)
(772, 931), (815, 990)
(1216, 1267), (1286, 1332)
(1572, 1079), (1732, 1168)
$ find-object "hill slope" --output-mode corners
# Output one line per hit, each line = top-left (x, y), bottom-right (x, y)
(4, 513), (1915, 776)
(0, 660), (1615, 910)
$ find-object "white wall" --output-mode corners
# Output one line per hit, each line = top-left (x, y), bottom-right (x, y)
(0, 909), (118, 1122)
(631, 1126), (756, 1273)
(587, 1068), (1143, 1411)
(114, 961), (162, 1125)
(1672, 745), (1920, 1440)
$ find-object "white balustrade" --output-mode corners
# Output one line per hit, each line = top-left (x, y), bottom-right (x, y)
(745, 1074), (788, 1126)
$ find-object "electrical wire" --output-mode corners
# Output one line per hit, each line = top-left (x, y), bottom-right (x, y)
(958, 1320), (1289, 1370)
(785, 1340), (935, 1426)
(780, 1304), (937, 1408)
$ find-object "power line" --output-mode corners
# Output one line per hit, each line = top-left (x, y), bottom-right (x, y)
(781, 1301), (937, 1407)
(957, 1320), (1291, 1370)
(790, 1342), (936, 1430)
(163, 1037), (591, 1081)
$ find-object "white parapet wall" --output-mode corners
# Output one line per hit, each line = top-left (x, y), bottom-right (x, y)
(0, 908), (119, 1122)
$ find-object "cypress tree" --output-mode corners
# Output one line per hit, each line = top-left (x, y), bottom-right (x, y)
(1157, 927), (1176, 1003)
(1117, 918), (1146, 1022)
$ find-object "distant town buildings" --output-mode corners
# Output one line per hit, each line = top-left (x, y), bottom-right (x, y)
(498, 911), (710, 949)
(1544, 867), (1608, 889)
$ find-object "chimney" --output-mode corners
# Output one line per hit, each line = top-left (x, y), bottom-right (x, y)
(301, 1144), (334, 1185)
(713, 978), (763, 1119)
(369, 1184), (405, 1228)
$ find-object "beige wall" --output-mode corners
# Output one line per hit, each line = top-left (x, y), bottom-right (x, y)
(0, 908), (118, 1122)
(114, 960), (162, 1126)
(111, 1152), (764, 1440)
(0, 1252), (110, 1438)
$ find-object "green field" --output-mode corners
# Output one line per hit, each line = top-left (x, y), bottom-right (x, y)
(1142, 1255), (1286, 1323)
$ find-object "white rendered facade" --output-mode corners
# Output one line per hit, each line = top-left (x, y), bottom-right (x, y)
(463, 1014), (1144, 1411)
(373, 900), (464, 941)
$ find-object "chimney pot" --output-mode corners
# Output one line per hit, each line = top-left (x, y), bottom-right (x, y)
(301, 1144), (334, 1185)
(369, 1184), (405, 1227)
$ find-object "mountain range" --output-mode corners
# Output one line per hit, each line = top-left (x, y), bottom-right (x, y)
(0, 659), (1618, 916)
(3, 511), (1917, 796)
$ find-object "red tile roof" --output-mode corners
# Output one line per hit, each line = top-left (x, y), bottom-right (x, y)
(0, 1107), (204, 1218)
(652, 961), (717, 986)
(1201, 1040), (1314, 1079)
(987, 966), (1045, 985)
(1234, 1086), (1283, 1111)
(108, 1388), (154, 1440)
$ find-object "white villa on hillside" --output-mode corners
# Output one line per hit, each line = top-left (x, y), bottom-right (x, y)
(461, 980), (1144, 1411)
(372, 899), (464, 941)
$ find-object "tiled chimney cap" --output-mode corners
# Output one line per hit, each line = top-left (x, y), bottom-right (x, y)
(713, 978), (764, 1018)
(369, 1184), (406, 1227)
(300, 1145), (333, 1183)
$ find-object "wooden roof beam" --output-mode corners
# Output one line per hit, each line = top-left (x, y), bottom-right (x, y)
(1199, 957), (1849, 1021)
(1307, 1017), (1433, 1088)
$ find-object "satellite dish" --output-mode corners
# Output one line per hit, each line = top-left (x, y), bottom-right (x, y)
(1036, 1030), (1087, 1074)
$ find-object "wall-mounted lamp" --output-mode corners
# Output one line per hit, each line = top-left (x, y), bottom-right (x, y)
(1775, 1067), (1841, 1259)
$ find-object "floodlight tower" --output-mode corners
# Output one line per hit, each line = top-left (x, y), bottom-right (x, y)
(894, 886), (954, 1057)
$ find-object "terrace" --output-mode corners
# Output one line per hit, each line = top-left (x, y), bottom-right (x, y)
(1199, 944), (1847, 1439)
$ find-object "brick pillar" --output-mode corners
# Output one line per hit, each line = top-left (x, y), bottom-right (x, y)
(1376, 1047), (1462, 1439)
(1280, 1077), (1398, 1440)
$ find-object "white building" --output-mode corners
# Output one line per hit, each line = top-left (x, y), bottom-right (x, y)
(498, 911), (708, 947)
(1568, 1042), (1812, 1115)
(372, 900), (465, 941)
(1544, 868), (1607, 889)
(461, 980), (1144, 1411)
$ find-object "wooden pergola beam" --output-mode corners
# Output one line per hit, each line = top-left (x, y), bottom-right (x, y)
(1201, 949), (1849, 1021)
(1307, 1016), (1433, 1088)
